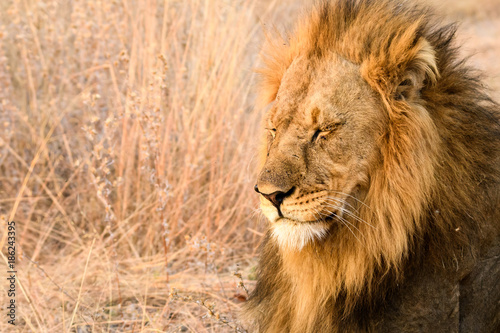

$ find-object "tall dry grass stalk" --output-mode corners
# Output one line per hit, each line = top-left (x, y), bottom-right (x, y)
(0, 0), (498, 332)
(0, 0), (285, 331)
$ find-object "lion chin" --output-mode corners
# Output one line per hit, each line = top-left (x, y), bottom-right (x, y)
(270, 219), (329, 251)
(243, 0), (500, 332)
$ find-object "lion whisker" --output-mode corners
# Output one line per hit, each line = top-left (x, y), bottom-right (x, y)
(320, 208), (364, 243)
(326, 190), (371, 210)
(323, 196), (359, 213)
(342, 210), (376, 229)
(250, 207), (263, 220)
(322, 199), (377, 229)
(311, 206), (322, 221)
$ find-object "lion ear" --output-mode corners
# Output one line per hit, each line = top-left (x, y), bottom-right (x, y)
(395, 38), (439, 101)
(363, 37), (439, 103)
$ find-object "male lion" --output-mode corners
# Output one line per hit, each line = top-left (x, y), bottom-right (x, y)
(244, 0), (500, 332)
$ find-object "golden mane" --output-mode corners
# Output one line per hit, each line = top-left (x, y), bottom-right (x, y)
(245, 1), (500, 332)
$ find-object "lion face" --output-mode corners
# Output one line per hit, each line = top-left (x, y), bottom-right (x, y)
(256, 54), (386, 249)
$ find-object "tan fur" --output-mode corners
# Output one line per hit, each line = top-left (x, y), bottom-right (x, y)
(244, 1), (500, 332)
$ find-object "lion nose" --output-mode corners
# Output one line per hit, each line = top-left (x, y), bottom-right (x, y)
(254, 185), (294, 210)
(262, 191), (287, 209)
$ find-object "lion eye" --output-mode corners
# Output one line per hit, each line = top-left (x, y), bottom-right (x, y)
(311, 130), (323, 142)
(312, 125), (337, 142)
(268, 128), (276, 139)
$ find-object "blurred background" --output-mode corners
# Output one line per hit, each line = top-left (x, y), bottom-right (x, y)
(0, 0), (499, 331)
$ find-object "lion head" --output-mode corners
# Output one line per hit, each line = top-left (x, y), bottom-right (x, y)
(255, 1), (440, 259)
(245, 0), (500, 332)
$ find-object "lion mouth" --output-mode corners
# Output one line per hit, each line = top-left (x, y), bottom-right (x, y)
(276, 216), (321, 224)
(278, 203), (344, 223)
(277, 208), (342, 224)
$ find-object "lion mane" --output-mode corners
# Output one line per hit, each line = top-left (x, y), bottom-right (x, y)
(243, 1), (500, 332)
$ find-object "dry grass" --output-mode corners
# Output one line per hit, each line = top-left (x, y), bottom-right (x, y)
(0, 0), (498, 332)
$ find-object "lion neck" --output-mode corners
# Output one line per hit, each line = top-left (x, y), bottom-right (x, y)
(277, 227), (388, 332)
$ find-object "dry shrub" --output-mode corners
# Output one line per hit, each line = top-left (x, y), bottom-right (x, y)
(0, 0), (278, 331)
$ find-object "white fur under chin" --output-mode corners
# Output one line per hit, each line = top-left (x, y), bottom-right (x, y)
(271, 219), (329, 250)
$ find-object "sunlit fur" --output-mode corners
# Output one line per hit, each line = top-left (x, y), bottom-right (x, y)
(244, 1), (500, 332)
(271, 219), (330, 250)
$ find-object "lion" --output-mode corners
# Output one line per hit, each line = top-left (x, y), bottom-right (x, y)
(243, 1), (500, 332)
